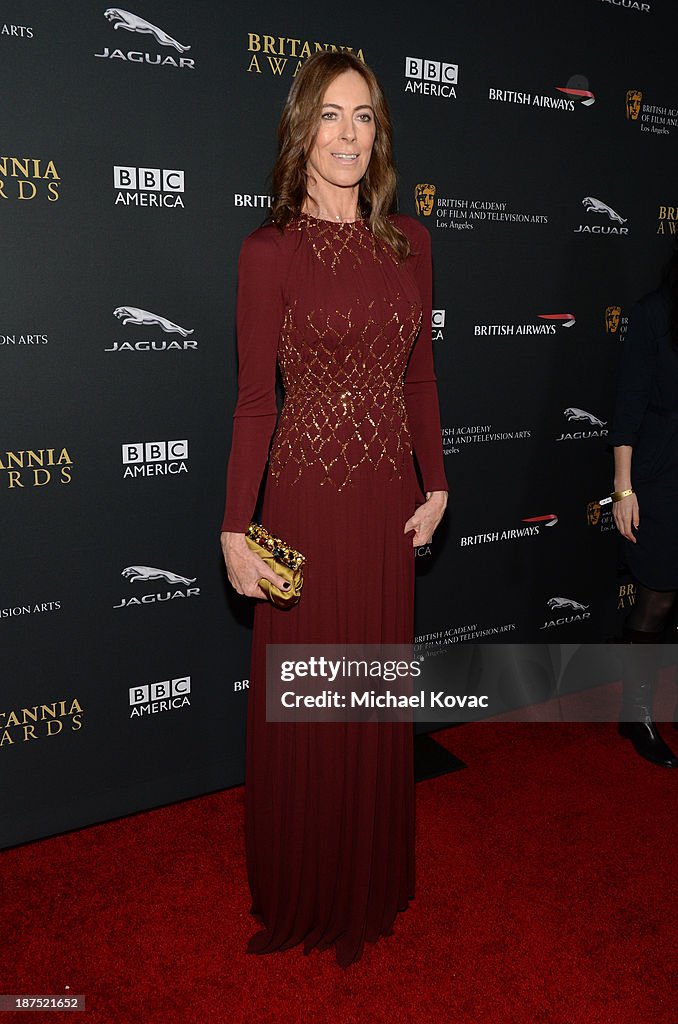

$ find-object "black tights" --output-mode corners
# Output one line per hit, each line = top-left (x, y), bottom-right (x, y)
(621, 582), (678, 727)
(626, 582), (677, 635)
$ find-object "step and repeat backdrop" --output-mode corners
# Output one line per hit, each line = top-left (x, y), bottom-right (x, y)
(2, 0), (677, 848)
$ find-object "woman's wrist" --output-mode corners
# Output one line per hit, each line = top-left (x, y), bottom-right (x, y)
(221, 531), (248, 548)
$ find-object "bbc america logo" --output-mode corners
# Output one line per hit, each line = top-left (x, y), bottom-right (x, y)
(129, 675), (191, 718)
(122, 439), (189, 477)
(114, 166), (185, 208)
(405, 57), (458, 99)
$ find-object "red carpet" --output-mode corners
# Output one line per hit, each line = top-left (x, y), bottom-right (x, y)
(2, 722), (676, 1023)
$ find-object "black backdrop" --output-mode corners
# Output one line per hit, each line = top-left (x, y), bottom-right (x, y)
(2, 0), (676, 849)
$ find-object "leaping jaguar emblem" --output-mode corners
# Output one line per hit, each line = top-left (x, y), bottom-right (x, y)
(122, 566), (197, 585)
(113, 307), (194, 337)
(563, 407), (607, 427)
(581, 197), (627, 224)
(547, 597), (589, 611)
(104, 9), (191, 53)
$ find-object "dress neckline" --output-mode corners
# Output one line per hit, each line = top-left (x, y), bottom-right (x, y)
(298, 211), (366, 227)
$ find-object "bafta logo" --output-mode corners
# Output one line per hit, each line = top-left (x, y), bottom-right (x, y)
(626, 89), (642, 121)
(605, 306), (621, 334)
(414, 183), (436, 217)
(586, 501), (601, 527)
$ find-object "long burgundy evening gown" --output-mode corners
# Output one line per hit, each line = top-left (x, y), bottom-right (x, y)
(221, 211), (448, 967)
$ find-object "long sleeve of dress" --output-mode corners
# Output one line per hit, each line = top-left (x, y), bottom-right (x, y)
(403, 222), (449, 492)
(608, 300), (658, 447)
(220, 229), (284, 533)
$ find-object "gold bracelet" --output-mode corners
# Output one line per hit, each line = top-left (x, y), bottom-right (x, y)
(611, 488), (634, 503)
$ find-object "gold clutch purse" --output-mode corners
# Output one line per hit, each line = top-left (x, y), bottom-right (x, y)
(245, 522), (305, 609)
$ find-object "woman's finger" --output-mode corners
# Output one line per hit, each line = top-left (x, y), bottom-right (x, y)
(259, 567), (292, 592)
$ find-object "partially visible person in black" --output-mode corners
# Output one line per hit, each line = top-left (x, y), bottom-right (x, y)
(608, 245), (678, 767)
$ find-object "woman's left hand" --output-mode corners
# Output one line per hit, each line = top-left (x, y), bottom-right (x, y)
(404, 490), (448, 546)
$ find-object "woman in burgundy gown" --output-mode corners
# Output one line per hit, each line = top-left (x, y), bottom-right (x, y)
(220, 51), (448, 967)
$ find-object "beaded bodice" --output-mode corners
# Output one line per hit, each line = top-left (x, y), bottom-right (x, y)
(267, 214), (423, 490)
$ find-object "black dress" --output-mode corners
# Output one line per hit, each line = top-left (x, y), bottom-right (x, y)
(609, 283), (678, 589)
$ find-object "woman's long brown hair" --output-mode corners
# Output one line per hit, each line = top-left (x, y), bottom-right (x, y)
(268, 51), (411, 262)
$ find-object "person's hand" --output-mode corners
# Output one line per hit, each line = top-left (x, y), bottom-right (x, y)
(612, 492), (639, 543)
(220, 531), (292, 598)
(404, 490), (448, 547)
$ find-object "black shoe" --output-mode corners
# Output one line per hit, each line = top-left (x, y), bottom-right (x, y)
(618, 720), (678, 767)
(617, 627), (676, 764)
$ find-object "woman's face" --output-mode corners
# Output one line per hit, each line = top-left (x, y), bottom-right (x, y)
(306, 70), (376, 194)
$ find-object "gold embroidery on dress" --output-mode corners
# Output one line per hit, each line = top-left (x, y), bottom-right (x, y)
(269, 298), (422, 490)
(288, 214), (398, 273)
(268, 216), (421, 489)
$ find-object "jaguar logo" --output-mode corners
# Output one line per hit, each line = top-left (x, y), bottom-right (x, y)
(122, 566), (197, 585)
(564, 407), (607, 427)
(113, 307), (193, 337)
(547, 597), (589, 611)
(103, 9), (190, 52)
(582, 197), (627, 224)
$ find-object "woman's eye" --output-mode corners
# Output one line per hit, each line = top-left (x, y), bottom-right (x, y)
(321, 111), (337, 120)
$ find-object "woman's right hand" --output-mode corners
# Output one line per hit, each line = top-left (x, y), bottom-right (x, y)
(612, 492), (639, 543)
(220, 531), (292, 599)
